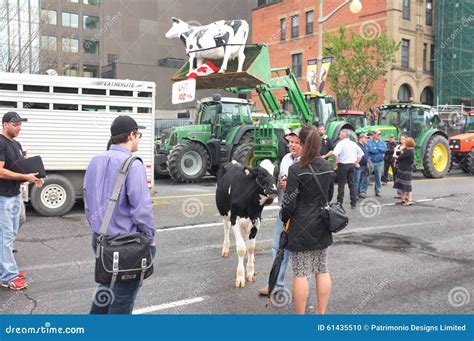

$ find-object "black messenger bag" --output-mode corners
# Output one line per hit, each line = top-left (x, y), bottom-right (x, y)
(94, 156), (154, 288)
(309, 164), (349, 233)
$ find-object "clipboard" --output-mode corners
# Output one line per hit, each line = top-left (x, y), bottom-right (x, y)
(10, 156), (47, 178)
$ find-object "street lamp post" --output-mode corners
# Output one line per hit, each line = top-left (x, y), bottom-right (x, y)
(317, 0), (362, 88)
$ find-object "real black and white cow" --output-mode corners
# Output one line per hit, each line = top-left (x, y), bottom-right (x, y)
(165, 17), (249, 75)
(216, 160), (277, 288)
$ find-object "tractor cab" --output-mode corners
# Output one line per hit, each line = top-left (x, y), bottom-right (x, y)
(282, 92), (337, 128)
(198, 95), (253, 141)
(337, 110), (367, 129)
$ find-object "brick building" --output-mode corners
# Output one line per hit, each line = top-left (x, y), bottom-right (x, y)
(252, 0), (436, 109)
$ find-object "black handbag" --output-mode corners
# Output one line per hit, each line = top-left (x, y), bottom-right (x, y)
(308, 164), (349, 233)
(94, 156), (154, 288)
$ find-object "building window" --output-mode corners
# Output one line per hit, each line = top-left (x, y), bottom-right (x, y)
(62, 12), (79, 28)
(84, 15), (99, 30)
(280, 18), (286, 41)
(41, 36), (57, 51)
(41, 9), (57, 25)
(306, 11), (313, 35)
(84, 0), (100, 5)
(426, 0), (433, 26)
(291, 15), (299, 39)
(63, 64), (79, 77)
(291, 53), (302, 78)
(401, 39), (409, 68)
(423, 43), (428, 71)
(83, 65), (99, 78)
(420, 87), (434, 105)
(84, 40), (99, 54)
(402, 0), (410, 20)
(257, 0), (279, 7)
(398, 84), (412, 102)
(62, 37), (79, 53)
(430, 44), (435, 72)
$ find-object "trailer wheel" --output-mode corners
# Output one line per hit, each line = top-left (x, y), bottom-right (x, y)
(30, 174), (76, 216)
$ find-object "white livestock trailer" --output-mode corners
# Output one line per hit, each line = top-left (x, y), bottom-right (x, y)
(0, 72), (155, 216)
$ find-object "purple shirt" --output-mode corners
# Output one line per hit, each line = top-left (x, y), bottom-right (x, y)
(84, 145), (155, 243)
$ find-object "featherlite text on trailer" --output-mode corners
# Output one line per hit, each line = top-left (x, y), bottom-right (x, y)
(0, 72), (156, 216)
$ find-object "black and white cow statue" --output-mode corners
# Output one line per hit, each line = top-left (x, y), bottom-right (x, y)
(216, 160), (277, 288)
(165, 17), (249, 75)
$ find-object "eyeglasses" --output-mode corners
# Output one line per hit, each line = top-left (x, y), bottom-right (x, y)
(134, 132), (142, 139)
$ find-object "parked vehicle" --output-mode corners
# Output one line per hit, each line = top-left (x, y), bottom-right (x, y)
(449, 111), (474, 174)
(357, 103), (451, 178)
(337, 110), (367, 130)
(0, 72), (155, 216)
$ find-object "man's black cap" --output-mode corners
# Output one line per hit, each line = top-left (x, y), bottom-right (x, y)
(2, 112), (28, 124)
(110, 115), (146, 136)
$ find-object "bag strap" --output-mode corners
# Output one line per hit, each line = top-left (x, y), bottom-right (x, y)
(98, 155), (143, 236)
(308, 164), (329, 206)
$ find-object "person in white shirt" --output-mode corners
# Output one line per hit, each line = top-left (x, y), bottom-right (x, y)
(259, 128), (302, 296)
(332, 130), (364, 208)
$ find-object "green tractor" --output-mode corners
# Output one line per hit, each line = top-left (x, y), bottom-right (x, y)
(158, 44), (348, 181)
(155, 95), (257, 182)
(357, 103), (451, 178)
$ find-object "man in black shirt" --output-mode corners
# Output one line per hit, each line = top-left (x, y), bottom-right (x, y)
(0, 112), (43, 290)
(318, 125), (334, 160)
(382, 134), (397, 184)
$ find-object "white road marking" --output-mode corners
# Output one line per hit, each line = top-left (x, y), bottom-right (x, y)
(133, 297), (205, 314)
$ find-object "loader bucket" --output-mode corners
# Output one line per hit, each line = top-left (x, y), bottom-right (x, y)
(171, 44), (272, 90)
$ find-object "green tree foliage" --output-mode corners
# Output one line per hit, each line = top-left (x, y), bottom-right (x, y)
(323, 26), (400, 111)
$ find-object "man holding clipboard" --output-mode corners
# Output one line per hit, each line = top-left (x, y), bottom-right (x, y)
(0, 112), (44, 290)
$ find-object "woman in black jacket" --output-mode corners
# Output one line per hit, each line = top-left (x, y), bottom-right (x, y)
(281, 125), (336, 314)
(393, 137), (415, 206)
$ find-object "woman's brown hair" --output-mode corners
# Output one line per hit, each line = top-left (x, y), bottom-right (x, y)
(299, 124), (321, 168)
(405, 137), (416, 148)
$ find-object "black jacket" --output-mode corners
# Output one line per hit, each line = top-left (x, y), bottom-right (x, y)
(281, 157), (336, 252)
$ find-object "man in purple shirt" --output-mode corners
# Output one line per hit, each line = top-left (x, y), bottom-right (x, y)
(84, 115), (156, 314)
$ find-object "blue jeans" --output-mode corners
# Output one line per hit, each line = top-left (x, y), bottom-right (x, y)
(0, 195), (21, 284)
(271, 218), (288, 290)
(355, 166), (369, 195)
(373, 161), (384, 194)
(90, 233), (156, 314)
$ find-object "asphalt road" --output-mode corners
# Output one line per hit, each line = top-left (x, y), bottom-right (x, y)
(1, 169), (473, 314)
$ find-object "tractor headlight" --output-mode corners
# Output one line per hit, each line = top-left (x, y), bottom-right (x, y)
(259, 139), (273, 145)
(449, 139), (460, 149)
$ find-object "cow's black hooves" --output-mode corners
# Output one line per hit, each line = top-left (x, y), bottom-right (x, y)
(249, 226), (258, 239)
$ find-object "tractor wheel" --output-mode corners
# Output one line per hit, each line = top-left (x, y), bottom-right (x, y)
(460, 150), (474, 175)
(154, 162), (170, 179)
(240, 131), (253, 144)
(422, 135), (451, 178)
(168, 141), (209, 183)
(232, 143), (254, 166)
